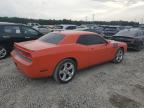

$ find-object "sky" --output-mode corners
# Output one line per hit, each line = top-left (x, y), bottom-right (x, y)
(0, 0), (144, 22)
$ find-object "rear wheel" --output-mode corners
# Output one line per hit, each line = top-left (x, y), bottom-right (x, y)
(0, 46), (8, 59)
(113, 49), (124, 64)
(53, 59), (76, 83)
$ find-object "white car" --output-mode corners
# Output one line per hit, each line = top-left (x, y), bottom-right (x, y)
(54, 24), (77, 31)
(37, 26), (52, 34)
(75, 26), (89, 31)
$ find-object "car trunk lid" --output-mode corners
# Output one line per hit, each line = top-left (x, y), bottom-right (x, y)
(112, 36), (134, 43)
(14, 40), (57, 52)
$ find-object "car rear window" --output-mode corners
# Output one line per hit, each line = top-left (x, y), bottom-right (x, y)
(39, 33), (64, 44)
(55, 26), (63, 29)
(115, 29), (138, 37)
(0, 26), (3, 34)
(104, 27), (117, 31)
(4, 26), (21, 34)
(66, 26), (77, 30)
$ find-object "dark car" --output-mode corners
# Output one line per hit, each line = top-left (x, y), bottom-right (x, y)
(76, 26), (105, 37)
(0, 22), (43, 59)
(112, 28), (144, 51)
(102, 26), (122, 39)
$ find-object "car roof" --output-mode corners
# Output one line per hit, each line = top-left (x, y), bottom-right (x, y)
(115, 28), (142, 37)
(58, 24), (77, 26)
(0, 22), (24, 26)
(53, 30), (97, 36)
(122, 28), (140, 32)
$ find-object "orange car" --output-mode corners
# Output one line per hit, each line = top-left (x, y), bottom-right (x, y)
(11, 31), (127, 83)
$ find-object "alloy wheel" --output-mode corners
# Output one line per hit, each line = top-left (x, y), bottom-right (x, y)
(0, 47), (7, 59)
(59, 62), (75, 82)
(115, 49), (123, 63)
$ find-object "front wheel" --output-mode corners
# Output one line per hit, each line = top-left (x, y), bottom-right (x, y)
(113, 49), (124, 64)
(0, 46), (8, 60)
(53, 59), (76, 83)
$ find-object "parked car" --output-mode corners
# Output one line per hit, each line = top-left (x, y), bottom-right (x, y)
(27, 23), (40, 28)
(53, 24), (77, 31)
(75, 25), (89, 31)
(0, 22), (43, 59)
(102, 26), (122, 39)
(36, 26), (52, 34)
(112, 28), (144, 51)
(81, 27), (104, 35)
(11, 31), (127, 83)
(75, 26), (104, 36)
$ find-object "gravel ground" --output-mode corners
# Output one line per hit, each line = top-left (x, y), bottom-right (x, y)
(0, 50), (144, 108)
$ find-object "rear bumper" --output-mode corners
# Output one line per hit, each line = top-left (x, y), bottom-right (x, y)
(126, 42), (141, 49)
(11, 51), (51, 78)
(127, 43), (136, 48)
(112, 39), (141, 49)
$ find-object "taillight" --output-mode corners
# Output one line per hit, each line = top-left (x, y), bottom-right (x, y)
(21, 51), (32, 60)
(15, 48), (32, 61)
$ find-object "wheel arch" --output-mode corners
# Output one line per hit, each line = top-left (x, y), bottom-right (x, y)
(119, 47), (124, 52)
(52, 56), (78, 75)
(52, 57), (78, 82)
(58, 57), (78, 68)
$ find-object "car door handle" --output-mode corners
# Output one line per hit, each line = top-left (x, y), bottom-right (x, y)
(25, 37), (31, 39)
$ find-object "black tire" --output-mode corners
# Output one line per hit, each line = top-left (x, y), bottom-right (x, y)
(53, 59), (77, 83)
(0, 46), (8, 60)
(113, 48), (124, 64)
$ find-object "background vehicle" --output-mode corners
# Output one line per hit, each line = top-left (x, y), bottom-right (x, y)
(54, 24), (77, 31)
(112, 28), (144, 51)
(0, 22), (43, 59)
(27, 23), (40, 29)
(75, 25), (89, 31)
(11, 31), (127, 83)
(79, 27), (104, 35)
(102, 26), (123, 39)
(36, 25), (52, 34)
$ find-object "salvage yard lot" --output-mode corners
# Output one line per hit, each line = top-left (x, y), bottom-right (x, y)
(0, 50), (144, 108)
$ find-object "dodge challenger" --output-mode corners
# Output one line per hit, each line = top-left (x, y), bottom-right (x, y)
(11, 31), (127, 83)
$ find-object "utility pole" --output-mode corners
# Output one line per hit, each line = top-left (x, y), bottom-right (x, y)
(142, 18), (144, 24)
(85, 16), (88, 22)
(92, 14), (95, 22)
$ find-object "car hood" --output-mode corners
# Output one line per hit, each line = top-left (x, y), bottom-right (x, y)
(113, 35), (135, 38)
(15, 40), (57, 51)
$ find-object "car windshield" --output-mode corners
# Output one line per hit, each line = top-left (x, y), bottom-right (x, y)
(105, 27), (117, 31)
(39, 33), (64, 44)
(115, 29), (138, 37)
(55, 26), (63, 29)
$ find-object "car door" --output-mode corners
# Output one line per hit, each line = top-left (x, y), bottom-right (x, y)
(20, 26), (42, 41)
(77, 35), (113, 66)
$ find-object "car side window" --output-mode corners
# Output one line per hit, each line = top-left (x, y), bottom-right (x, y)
(4, 26), (21, 34)
(138, 31), (144, 37)
(0, 26), (3, 34)
(66, 26), (76, 30)
(21, 26), (39, 36)
(77, 35), (106, 45)
(140, 31), (144, 36)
